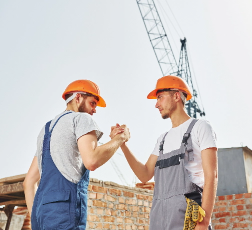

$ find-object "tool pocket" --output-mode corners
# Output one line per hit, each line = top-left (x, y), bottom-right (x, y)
(40, 190), (71, 229)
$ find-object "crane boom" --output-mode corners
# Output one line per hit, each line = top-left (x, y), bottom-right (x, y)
(136, 0), (205, 118)
(136, 0), (178, 76)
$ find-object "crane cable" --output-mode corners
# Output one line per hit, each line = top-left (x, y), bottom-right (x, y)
(155, 0), (180, 54)
(156, 0), (205, 113)
(163, 0), (185, 37)
(187, 44), (205, 112)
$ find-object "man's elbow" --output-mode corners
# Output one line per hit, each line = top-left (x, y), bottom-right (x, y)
(84, 161), (99, 171)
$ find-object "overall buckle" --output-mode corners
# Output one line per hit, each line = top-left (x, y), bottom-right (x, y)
(159, 159), (164, 169)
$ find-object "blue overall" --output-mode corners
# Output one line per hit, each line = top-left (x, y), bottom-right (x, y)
(31, 112), (90, 230)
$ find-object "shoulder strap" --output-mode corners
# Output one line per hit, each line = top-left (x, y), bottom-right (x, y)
(181, 119), (198, 161)
(159, 132), (168, 155)
(45, 120), (52, 135)
(49, 111), (72, 133)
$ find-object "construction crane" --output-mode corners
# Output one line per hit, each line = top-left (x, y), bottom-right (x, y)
(136, 0), (205, 118)
(177, 38), (205, 117)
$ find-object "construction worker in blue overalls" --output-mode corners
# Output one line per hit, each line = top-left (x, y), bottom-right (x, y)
(112, 76), (218, 230)
(23, 80), (130, 230)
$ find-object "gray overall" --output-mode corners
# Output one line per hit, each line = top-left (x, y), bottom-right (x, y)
(150, 119), (211, 230)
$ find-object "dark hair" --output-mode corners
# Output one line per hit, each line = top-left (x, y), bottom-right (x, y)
(156, 88), (187, 98)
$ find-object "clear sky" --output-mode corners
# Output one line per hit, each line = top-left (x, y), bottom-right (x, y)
(0, 0), (251, 186)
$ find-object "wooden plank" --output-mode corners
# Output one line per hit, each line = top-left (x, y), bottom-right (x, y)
(0, 199), (26, 206)
(0, 194), (24, 199)
(0, 182), (24, 195)
(0, 174), (26, 184)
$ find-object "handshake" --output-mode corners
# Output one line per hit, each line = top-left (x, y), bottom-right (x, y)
(109, 123), (130, 143)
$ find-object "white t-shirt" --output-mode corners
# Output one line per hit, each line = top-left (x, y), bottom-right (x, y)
(151, 118), (217, 188)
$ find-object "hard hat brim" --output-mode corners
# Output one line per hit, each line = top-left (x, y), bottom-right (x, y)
(147, 88), (192, 101)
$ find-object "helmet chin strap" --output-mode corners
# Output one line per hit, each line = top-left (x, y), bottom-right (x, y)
(65, 92), (87, 104)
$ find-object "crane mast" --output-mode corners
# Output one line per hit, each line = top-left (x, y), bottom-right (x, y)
(177, 38), (205, 117)
(136, 0), (205, 118)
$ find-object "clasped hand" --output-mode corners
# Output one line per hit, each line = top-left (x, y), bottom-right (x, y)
(110, 123), (130, 142)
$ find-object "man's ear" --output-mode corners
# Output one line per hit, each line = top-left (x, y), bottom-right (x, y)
(174, 91), (181, 102)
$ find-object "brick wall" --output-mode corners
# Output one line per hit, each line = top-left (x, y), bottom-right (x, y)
(211, 193), (252, 229)
(87, 178), (153, 229)
(11, 179), (252, 229)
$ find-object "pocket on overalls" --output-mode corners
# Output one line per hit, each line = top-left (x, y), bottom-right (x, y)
(41, 190), (71, 229)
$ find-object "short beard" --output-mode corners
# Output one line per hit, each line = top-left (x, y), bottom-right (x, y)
(162, 101), (176, 119)
(78, 99), (88, 113)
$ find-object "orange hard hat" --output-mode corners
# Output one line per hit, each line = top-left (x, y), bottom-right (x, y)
(147, 75), (192, 101)
(62, 80), (106, 107)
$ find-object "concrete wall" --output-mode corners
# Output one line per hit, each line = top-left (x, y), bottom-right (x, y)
(217, 148), (248, 196)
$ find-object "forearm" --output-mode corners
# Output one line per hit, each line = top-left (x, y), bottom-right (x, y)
(121, 143), (151, 183)
(24, 183), (37, 215)
(90, 136), (125, 170)
(201, 175), (218, 224)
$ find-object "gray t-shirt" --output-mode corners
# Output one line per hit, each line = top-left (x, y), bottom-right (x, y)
(35, 111), (103, 184)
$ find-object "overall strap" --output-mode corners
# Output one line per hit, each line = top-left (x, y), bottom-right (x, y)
(45, 121), (52, 135)
(49, 111), (72, 133)
(159, 132), (168, 155)
(181, 119), (198, 161)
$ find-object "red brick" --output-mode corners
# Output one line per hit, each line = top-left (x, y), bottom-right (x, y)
(88, 184), (92, 191)
(92, 185), (107, 193)
(232, 210), (247, 216)
(89, 192), (96, 199)
(96, 223), (103, 229)
(104, 195), (116, 202)
(246, 204), (252, 209)
(116, 204), (126, 210)
(219, 207), (226, 212)
(215, 201), (228, 206)
(214, 224), (229, 229)
(103, 216), (115, 223)
(105, 209), (111, 215)
(97, 208), (103, 215)
(87, 215), (100, 221)
(126, 199), (136, 205)
(97, 193), (104, 199)
(116, 217), (123, 223)
(218, 196), (225, 200)
(125, 218), (133, 223)
(93, 200), (107, 208)
(235, 194), (243, 199)
(108, 188), (121, 196)
(119, 197), (125, 203)
(230, 199), (245, 205)
(236, 205), (244, 210)
(215, 212), (230, 218)
(244, 193), (252, 198)
(123, 191), (135, 198)
(233, 223), (248, 228)
(228, 206), (235, 211)
(103, 223), (110, 229)
(219, 218), (225, 223)
(229, 217), (237, 222)
(226, 195), (233, 200)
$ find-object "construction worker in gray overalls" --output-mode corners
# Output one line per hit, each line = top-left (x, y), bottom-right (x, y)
(24, 80), (130, 229)
(115, 76), (218, 230)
